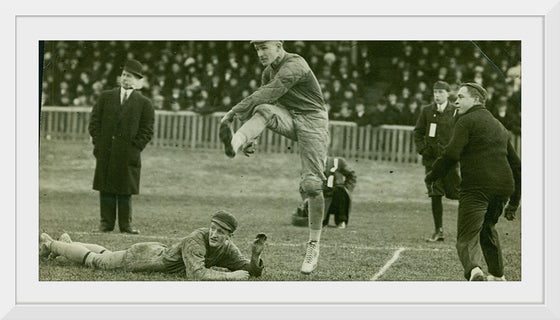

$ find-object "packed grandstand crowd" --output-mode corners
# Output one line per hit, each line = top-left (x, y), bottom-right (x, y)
(41, 40), (521, 135)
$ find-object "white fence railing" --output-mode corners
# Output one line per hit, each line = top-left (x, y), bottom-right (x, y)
(39, 106), (521, 164)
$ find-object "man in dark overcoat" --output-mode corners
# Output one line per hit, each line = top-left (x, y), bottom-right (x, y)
(414, 81), (461, 242)
(88, 59), (155, 234)
(425, 83), (521, 281)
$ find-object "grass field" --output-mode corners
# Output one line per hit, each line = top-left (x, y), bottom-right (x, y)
(38, 140), (521, 281)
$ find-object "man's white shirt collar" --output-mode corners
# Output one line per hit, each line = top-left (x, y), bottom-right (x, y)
(437, 100), (448, 112)
(121, 87), (134, 101)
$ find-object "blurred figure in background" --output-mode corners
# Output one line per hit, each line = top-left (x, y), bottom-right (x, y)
(152, 95), (165, 111)
(401, 99), (421, 126)
(493, 96), (521, 136)
(370, 98), (398, 127)
(292, 156), (357, 229)
(353, 99), (371, 127)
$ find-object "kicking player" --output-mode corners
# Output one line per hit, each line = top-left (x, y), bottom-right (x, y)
(39, 210), (267, 281)
(219, 40), (329, 274)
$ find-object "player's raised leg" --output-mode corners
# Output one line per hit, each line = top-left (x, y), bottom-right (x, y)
(220, 104), (296, 158)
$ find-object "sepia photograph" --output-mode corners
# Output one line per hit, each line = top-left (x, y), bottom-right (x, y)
(38, 40), (522, 282)
(7, 6), (560, 319)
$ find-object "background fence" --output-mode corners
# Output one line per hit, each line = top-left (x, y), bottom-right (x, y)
(39, 107), (521, 164)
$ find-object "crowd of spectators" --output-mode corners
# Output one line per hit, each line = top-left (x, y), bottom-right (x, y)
(41, 40), (521, 135)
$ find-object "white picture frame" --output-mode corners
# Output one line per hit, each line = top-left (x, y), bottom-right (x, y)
(4, 0), (560, 318)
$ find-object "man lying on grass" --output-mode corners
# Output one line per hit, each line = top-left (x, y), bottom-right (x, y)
(39, 210), (267, 281)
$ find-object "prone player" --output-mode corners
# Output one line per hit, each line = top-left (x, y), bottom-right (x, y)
(39, 210), (267, 281)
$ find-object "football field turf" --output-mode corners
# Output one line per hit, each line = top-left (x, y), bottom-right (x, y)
(39, 140), (522, 281)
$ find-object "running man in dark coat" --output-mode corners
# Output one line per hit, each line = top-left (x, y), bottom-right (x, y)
(425, 83), (521, 281)
(414, 81), (461, 242)
(88, 59), (155, 234)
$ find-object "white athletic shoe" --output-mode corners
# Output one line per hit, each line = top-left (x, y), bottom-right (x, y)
(39, 233), (54, 258)
(469, 267), (486, 281)
(301, 241), (320, 275)
(487, 274), (506, 281)
(48, 232), (72, 260)
(59, 233), (72, 243)
(337, 222), (346, 229)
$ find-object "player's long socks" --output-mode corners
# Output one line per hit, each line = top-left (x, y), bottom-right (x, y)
(49, 241), (92, 264)
(307, 193), (325, 242)
(231, 114), (267, 153)
(431, 196), (443, 230)
(72, 242), (109, 254)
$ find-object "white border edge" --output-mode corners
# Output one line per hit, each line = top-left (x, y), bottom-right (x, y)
(544, 1), (560, 319)
(2, 6), (16, 320)
(4, 3), (560, 320)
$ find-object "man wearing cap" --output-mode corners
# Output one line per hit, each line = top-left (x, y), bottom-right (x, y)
(219, 41), (329, 275)
(88, 59), (155, 234)
(425, 83), (521, 281)
(39, 210), (267, 281)
(413, 81), (461, 242)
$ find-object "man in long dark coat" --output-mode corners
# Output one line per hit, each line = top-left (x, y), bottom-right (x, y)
(88, 59), (155, 234)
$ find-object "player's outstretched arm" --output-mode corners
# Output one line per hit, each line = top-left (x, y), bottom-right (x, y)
(183, 238), (250, 281)
(228, 270), (250, 280)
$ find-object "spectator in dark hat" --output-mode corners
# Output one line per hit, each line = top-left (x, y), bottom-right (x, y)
(88, 59), (155, 235)
(414, 80), (461, 242)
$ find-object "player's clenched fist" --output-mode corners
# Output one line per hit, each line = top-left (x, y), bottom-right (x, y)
(242, 140), (257, 157)
(228, 270), (250, 281)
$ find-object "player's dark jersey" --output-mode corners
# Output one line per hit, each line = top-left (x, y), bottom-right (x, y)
(162, 228), (263, 280)
(231, 52), (325, 121)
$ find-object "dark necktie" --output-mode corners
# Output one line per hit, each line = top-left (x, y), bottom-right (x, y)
(121, 91), (129, 105)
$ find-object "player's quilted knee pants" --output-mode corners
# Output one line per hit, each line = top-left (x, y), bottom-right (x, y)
(85, 250), (126, 270)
